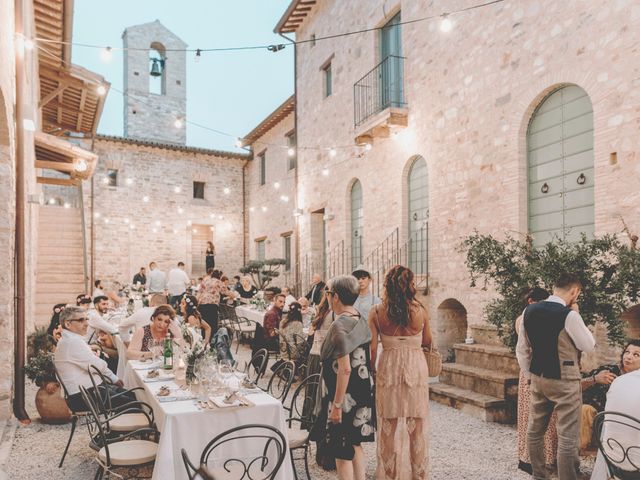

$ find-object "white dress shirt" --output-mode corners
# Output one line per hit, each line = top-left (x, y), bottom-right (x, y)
(516, 295), (595, 376)
(86, 309), (118, 342)
(117, 306), (155, 342)
(147, 268), (167, 294)
(590, 368), (640, 479)
(55, 329), (119, 395)
(166, 268), (190, 296)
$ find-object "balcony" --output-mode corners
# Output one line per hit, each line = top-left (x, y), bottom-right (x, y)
(353, 55), (408, 143)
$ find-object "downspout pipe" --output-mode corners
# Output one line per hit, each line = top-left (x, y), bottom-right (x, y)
(279, 32), (299, 294)
(13, 0), (31, 423)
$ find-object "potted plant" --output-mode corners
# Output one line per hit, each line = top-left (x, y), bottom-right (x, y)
(239, 258), (287, 301)
(25, 328), (71, 424)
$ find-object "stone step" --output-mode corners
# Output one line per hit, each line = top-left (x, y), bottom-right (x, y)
(469, 324), (505, 347)
(429, 383), (515, 424)
(34, 292), (84, 306)
(453, 343), (520, 376)
(36, 272), (84, 282)
(37, 258), (85, 269)
(35, 282), (85, 294)
(439, 362), (519, 399)
(37, 230), (84, 241)
(38, 245), (85, 255)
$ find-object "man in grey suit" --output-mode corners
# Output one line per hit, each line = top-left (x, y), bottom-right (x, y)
(516, 273), (595, 480)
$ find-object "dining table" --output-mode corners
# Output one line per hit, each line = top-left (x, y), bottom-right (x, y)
(235, 304), (267, 326)
(123, 360), (293, 480)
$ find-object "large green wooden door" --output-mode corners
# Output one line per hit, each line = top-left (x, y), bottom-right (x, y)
(408, 157), (428, 274)
(527, 85), (594, 247)
(351, 180), (363, 269)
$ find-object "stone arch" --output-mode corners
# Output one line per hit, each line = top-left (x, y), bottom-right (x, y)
(622, 304), (640, 340)
(149, 41), (166, 95)
(435, 298), (468, 359)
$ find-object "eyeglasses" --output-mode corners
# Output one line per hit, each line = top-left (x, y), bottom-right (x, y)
(324, 287), (335, 296)
(69, 317), (88, 323)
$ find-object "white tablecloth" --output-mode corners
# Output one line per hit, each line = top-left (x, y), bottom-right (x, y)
(123, 361), (293, 480)
(235, 305), (267, 326)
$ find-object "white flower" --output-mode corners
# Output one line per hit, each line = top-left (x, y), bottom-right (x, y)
(358, 365), (369, 380)
(360, 424), (374, 436)
(351, 348), (366, 368)
(342, 393), (357, 413)
(352, 407), (371, 427)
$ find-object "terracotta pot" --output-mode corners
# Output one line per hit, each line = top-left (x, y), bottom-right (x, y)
(35, 382), (71, 424)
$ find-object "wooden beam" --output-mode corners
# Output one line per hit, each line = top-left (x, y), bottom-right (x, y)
(76, 88), (87, 131)
(36, 176), (80, 186)
(35, 160), (75, 172)
(39, 82), (70, 108)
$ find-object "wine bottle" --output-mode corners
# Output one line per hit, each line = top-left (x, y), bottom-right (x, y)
(163, 332), (173, 370)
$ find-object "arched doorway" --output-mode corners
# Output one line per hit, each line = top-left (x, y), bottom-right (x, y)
(407, 156), (428, 275)
(436, 298), (468, 359)
(527, 85), (594, 247)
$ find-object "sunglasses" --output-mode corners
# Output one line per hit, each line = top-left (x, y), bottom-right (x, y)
(324, 287), (335, 296)
(69, 317), (88, 323)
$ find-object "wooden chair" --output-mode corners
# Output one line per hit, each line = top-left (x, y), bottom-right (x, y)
(181, 424), (287, 480)
(593, 411), (640, 479)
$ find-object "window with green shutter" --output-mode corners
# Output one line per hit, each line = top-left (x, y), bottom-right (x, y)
(527, 85), (594, 247)
(407, 157), (428, 274)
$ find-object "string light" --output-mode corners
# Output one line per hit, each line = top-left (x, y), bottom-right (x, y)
(287, 147), (295, 157)
(223, 187), (230, 195)
(100, 46), (113, 62)
(48, 198), (56, 205)
(94, 212), (101, 218)
(209, 213), (215, 218)
(130, 224), (136, 230)
(261, 206), (268, 212)
(329, 148), (337, 157)
(234, 138), (243, 148)
(195, 49), (202, 63)
(192, 228), (198, 234)
(440, 14), (453, 32)
(173, 228), (178, 234)
(74, 159), (88, 172)
(280, 195), (289, 202)
(174, 186), (181, 193)
(155, 220), (162, 226)
(322, 168), (330, 176)
(124, 218), (130, 224)
(274, 182), (280, 189)
(187, 220), (193, 226)
(125, 177), (134, 185)
(63, 202), (70, 209)
(174, 118), (184, 129)
(177, 207), (184, 214)
(102, 177), (109, 185)
(104, 218), (110, 224)
(364, 143), (372, 151)
(142, 195), (149, 202)
(152, 228), (158, 233)
(249, 207), (255, 212)
(97, 85), (107, 96)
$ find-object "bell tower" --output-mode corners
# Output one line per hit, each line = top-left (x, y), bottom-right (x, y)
(122, 20), (187, 145)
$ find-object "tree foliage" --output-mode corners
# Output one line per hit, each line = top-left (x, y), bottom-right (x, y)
(461, 232), (640, 350)
(239, 258), (287, 290)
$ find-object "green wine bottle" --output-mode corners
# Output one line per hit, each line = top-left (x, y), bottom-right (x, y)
(163, 333), (173, 370)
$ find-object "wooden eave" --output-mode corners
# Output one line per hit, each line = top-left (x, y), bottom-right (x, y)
(242, 95), (295, 147)
(275, 0), (317, 34)
(35, 131), (98, 181)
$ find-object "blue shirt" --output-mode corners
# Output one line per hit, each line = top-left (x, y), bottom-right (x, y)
(354, 292), (381, 321)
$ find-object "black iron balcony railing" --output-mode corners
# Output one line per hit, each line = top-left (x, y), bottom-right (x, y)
(354, 55), (406, 127)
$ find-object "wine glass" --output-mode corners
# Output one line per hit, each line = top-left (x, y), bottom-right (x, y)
(151, 340), (164, 363)
(218, 360), (234, 390)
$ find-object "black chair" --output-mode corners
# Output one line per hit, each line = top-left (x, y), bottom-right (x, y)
(593, 411), (640, 479)
(87, 365), (144, 411)
(54, 365), (89, 467)
(79, 385), (159, 480)
(181, 424), (287, 480)
(284, 333), (309, 377)
(246, 348), (269, 385)
(285, 373), (321, 480)
(264, 360), (296, 402)
(234, 317), (258, 353)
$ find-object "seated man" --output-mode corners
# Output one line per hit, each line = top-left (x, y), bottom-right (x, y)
(590, 340), (640, 479)
(86, 295), (118, 343)
(251, 294), (285, 371)
(581, 339), (640, 450)
(55, 306), (134, 412)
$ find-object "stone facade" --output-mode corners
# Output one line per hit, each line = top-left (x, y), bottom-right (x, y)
(89, 136), (248, 284)
(123, 20), (187, 145)
(262, 0), (640, 365)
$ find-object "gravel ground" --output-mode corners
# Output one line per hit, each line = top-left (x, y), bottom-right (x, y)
(5, 344), (593, 479)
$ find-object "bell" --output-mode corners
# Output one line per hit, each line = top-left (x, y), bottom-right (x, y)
(150, 58), (163, 77)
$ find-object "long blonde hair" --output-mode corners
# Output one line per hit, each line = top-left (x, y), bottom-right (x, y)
(311, 292), (330, 330)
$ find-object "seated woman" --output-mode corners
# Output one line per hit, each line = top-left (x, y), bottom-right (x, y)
(237, 276), (258, 300)
(127, 305), (184, 360)
(179, 294), (211, 345)
(279, 302), (304, 360)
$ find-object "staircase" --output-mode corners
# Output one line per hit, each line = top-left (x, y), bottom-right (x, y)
(35, 205), (88, 326)
(429, 324), (520, 424)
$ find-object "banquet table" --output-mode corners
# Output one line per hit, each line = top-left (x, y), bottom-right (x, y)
(235, 305), (267, 325)
(123, 360), (293, 480)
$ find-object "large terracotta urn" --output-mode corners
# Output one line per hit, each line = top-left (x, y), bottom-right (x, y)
(35, 382), (71, 424)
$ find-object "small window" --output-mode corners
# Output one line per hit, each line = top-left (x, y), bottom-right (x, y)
(323, 62), (332, 97)
(107, 169), (118, 187)
(193, 181), (205, 199)
(255, 239), (266, 261)
(286, 131), (296, 170)
(259, 151), (266, 186)
(283, 234), (292, 271)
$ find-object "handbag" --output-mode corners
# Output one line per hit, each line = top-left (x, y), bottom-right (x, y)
(422, 345), (442, 377)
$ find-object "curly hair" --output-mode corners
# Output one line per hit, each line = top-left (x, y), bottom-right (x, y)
(382, 265), (422, 327)
(311, 292), (330, 330)
(151, 304), (176, 320)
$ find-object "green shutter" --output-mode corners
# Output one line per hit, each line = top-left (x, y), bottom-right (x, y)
(351, 180), (363, 269)
(408, 157), (428, 274)
(527, 85), (594, 247)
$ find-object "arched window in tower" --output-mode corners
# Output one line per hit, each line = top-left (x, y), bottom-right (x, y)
(527, 85), (594, 247)
(407, 156), (428, 275)
(149, 42), (166, 95)
(350, 180), (363, 269)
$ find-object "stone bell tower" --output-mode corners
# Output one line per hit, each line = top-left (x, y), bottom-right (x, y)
(122, 20), (187, 145)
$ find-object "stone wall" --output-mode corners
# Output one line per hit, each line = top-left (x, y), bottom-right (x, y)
(89, 137), (248, 286)
(259, 0), (640, 362)
(245, 112), (298, 291)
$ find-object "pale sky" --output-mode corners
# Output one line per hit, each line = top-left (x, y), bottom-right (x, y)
(72, 0), (295, 152)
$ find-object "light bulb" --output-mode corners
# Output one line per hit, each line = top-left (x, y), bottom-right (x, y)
(249, 207), (255, 212)
(104, 218), (110, 224)
(152, 228), (158, 233)
(287, 147), (295, 157)
(261, 206), (268, 212)
(274, 182), (280, 189)
(174, 118), (183, 129)
(173, 229), (178, 234)
(97, 85), (107, 96)
(74, 159), (88, 172)
(47, 198), (55, 205)
(174, 186), (181, 193)
(102, 177), (109, 185)
(187, 220), (192, 226)
(440, 15), (453, 33)
(195, 49), (201, 63)
(124, 218), (130, 224)
(142, 195), (149, 202)
(63, 202), (70, 209)
(94, 212), (101, 218)
(223, 187), (230, 195)
(130, 224), (135, 230)
(280, 195), (289, 202)
(177, 207), (184, 214)
(100, 47), (113, 62)
(192, 228), (198, 234)
(210, 213), (215, 218)
(365, 143), (372, 151)
(125, 177), (133, 185)
(329, 148), (337, 157)
(235, 138), (243, 148)
(322, 168), (330, 176)
(155, 220), (161, 227)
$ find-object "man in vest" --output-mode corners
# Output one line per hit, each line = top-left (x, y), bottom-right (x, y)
(516, 273), (595, 480)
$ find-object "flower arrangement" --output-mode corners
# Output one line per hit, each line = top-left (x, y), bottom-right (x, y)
(249, 295), (269, 311)
(25, 328), (57, 387)
(180, 323), (209, 383)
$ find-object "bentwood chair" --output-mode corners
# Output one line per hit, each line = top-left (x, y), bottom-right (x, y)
(246, 348), (269, 386)
(285, 373), (321, 480)
(234, 317), (258, 353)
(54, 365), (89, 467)
(264, 360), (296, 402)
(181, 424), (287, 480)
(593, 411), (640, 479)
(79, 386), (159, 480)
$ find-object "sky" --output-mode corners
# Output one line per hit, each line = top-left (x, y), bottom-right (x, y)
(71, 0), (294, 152)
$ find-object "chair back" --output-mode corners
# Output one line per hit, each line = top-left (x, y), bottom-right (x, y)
(114, 335), (128, 379)
(182, 449), (219, 480)
(199, 424), (287, 480)
(87, 365), (113, 412)
(247, 349), (268, 384)
(594, 411), (640, 479)
(79, 385), (112, 463)
(266, 361), (295, 402)
(287, 373), (321, 429)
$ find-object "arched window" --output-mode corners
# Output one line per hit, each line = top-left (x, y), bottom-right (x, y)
(350, 180), (363, 269)
(149, 43), (166, 95)
(527, 85), (594, 247)
(407, 156), (428, 275)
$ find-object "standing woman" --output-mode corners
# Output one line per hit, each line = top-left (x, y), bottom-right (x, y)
(369, 265), (431, 480)
(205, 241), (215, 272)
(314, 275), (375, 480)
